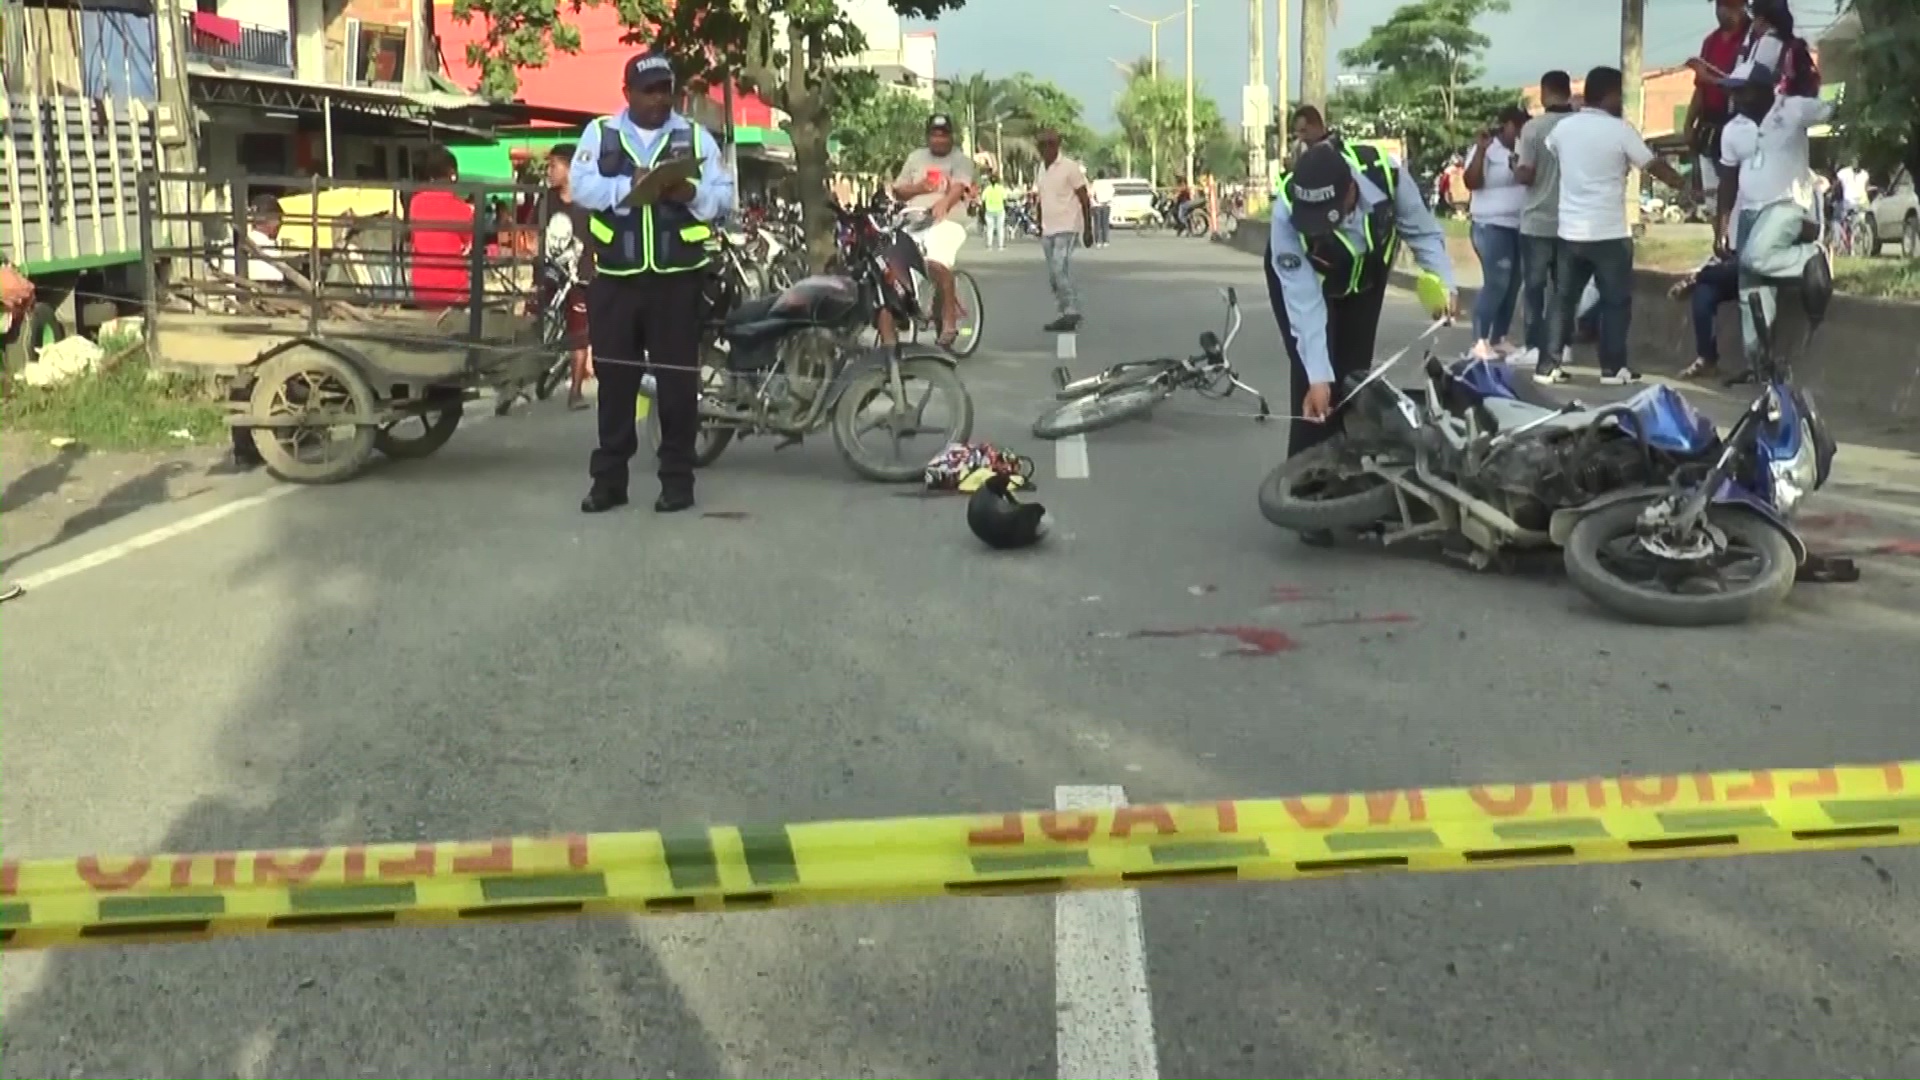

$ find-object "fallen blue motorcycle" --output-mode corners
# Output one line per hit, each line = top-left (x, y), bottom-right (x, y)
(1258, 258), (1849, 626)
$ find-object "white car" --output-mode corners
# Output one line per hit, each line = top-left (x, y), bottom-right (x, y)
(1096, 177), (1158, 228)
(1863, 166), (1919, 259)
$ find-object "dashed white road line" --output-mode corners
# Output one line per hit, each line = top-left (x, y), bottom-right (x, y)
(9, 408), (504, 594)
(1054, 783), (1160, 1080)
(1054, 333), (1090, 480)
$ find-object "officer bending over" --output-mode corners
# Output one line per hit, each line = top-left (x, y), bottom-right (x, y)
(569, 51), (735, 514)
(1266, 141), (1458, 541)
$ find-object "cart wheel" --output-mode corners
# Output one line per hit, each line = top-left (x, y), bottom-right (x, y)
(375, 395), (463, 460)
(247, 346), (379, 485)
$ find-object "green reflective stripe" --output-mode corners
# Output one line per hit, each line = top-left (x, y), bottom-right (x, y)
(679, 223), (712, 243)
(588, 217), (614, 243)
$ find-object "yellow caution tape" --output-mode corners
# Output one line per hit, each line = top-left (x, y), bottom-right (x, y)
(3, 760), (1914, 951)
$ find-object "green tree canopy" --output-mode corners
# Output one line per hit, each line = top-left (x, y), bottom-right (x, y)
(1113, 62), (1238, 183)
(1828, 0), (1920, 180)
(1336, 0), (1510, 125)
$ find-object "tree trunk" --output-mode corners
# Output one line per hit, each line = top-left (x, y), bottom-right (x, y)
(789, 106), (837, 274)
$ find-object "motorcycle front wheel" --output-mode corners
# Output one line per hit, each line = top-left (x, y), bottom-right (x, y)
(1563, 500), (1797, 626)
(1256, 438), (1399, 531)
(831, 352), (975, 482)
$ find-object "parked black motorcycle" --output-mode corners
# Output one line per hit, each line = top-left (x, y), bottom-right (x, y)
(641, 202), (976, 482)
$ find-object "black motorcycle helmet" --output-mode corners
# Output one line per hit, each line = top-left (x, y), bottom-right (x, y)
(967, 473), (1050, 550)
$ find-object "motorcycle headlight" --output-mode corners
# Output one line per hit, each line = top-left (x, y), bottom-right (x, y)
(1768, 424), (1818, 515)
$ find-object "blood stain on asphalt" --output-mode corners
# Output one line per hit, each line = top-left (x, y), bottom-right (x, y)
(1798, 512), (1875, 533)
(1127, 626), (1300, 657)
(1870, 539), (1920, 557)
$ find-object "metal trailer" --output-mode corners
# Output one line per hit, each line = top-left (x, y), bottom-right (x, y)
(0, 0), (181, 373)
(140, 169), (568, 485)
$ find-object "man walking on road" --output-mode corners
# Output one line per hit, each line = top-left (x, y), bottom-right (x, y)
(1034, 128), (1095, 332)
(1513, 69), (1575, 370)
(570, 50), (735, 515)
(1539, 65), (1691, 386)
(981, 173), (1009, 251)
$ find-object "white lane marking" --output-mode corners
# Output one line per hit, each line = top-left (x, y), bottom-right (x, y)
(10, 408), (506, 593)
(1054, 333), (1091, 480)
(1054, 784), (1160, 1080)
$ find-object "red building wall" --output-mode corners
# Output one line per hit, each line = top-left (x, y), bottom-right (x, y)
(432, 0), (773, 127)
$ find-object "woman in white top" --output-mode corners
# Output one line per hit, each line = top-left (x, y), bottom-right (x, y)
(1463, 105), (1532, 359)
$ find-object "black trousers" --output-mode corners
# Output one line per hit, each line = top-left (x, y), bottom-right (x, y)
(1264, 248), (1388, 457)
(585, 270), (705, 494)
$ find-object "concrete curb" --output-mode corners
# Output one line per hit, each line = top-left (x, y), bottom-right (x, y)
(1215, 221), (1920, 423)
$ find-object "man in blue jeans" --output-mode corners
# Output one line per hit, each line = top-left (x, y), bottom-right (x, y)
(1540, 66), (1691, 385)
(1513, 69), (1575, 370)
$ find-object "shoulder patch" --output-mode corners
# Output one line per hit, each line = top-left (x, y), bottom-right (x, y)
(1278, 253), (1304, 270)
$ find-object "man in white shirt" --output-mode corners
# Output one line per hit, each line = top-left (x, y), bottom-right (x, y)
(1540, 65), (1691, 386)
(1034, 128), (1095, 331)
(1513, 69), (1577, 369)
(1715, 60), (1832, 374)
(216, 196), (289, 284)
(1835, 161), (1872, 223)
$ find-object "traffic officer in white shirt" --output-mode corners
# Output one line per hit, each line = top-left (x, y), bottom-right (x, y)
(1715, 59), (1832, 376)
(1265, 142), (1458, 466)
(569, 50), (735, 515)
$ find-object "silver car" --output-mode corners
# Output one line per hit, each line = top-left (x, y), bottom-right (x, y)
(1863, 166), (1919, 259)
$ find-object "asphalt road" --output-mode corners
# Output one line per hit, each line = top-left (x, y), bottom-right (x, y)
(3, 235), (1919, 1079)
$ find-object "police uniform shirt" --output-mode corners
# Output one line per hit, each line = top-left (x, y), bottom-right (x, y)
(567, 110), (737, 234)
(1268, 154), (1455, 385)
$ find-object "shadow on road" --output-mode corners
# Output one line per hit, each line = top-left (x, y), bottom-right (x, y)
(0, 463), (200, 578)
(0, 443), (88, 515)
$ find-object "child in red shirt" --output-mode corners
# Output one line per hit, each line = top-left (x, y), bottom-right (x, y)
(408, 146), (475, 309)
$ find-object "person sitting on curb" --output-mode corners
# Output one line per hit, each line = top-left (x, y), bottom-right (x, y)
(1673, 254), (1742, 381)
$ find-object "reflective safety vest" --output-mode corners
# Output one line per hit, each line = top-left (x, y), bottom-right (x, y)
(1275, 142), (1400, 299)
(585, 117), (714, 277)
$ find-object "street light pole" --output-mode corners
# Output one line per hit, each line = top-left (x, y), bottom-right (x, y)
(1184, 0), (1195, 183)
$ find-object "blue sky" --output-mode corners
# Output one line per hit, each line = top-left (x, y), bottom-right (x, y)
(908, 0), (1847, 127)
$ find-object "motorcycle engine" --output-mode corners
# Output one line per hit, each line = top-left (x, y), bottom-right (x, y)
(1479, 431), (1653, 528)
(768, 327), (838, 420)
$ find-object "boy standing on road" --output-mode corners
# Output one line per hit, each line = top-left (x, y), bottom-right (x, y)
(981, 173), (1009, 251)
(1033, 128), (1095, 333)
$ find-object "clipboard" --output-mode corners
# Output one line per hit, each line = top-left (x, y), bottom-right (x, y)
(626, 157), (705, 206)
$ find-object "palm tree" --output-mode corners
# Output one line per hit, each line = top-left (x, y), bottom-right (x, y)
(935, 73), (1041, 178)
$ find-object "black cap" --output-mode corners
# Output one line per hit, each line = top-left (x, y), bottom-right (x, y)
(624, 51), (674, 89)
(1287, 143), (1354, 237)
(927, 113), (954, 133)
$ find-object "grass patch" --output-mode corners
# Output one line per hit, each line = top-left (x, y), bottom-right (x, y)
(1, 343), (227, 452)
(1833, 257), (1920, 301)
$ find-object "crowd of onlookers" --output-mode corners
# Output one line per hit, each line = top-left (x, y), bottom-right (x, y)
(1440, 0), (1839, 386)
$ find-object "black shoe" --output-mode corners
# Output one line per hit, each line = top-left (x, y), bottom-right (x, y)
(580, 488), (628, 513)
(1297, 529), (1336, 548)
(654, 488), (695, 513)
(1043, 314), (1082, 333)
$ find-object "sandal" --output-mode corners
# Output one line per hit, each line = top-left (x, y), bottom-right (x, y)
(936, 326), (960, 349)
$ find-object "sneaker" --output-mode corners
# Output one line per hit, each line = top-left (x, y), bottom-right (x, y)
(1534, 367), (1571, 386)
(1512, 347), (1539, 368)
(1600, 369), (1642, 386)
(1044, 314), (1082, 333)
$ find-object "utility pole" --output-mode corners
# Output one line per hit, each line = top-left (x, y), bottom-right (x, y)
(1621, 0), (1645, 231)
(1245, 0), (1266, 183)
(1111, 6), (1184, 81)
(1275, 0), (1289, 186)
(1184, 0), (1195, 183)
(1299, 0), (1326, 112)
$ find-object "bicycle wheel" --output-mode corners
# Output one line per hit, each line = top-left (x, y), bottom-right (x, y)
(1032, 378), (1174, 439)
(910, 269), (987, 358)
(1054, 359), (1177, 401)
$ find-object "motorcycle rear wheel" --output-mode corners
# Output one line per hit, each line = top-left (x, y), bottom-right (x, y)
(1256, 438), (1399, 531)
(642, 364), (737, 467)
(1563, 501), (1797, 626)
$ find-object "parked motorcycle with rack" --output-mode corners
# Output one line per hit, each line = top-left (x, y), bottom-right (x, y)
(639, 202), (975, 482)
(1256, 262), (1852, 626)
